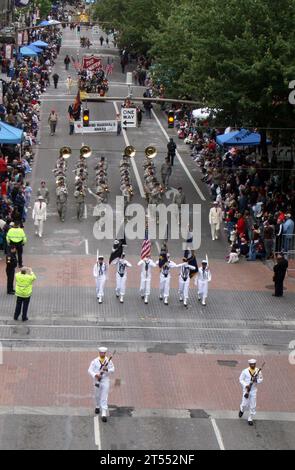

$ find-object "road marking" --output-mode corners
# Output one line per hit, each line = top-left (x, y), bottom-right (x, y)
(151, 109), (206, 201)
(94, 416), (102, 450)
(85, 239), (89, 255)
(113, 101), (145, 198)
(210, 417), (225, 450)
(155, 241), (160, 253)
(84, 204), (88, 219)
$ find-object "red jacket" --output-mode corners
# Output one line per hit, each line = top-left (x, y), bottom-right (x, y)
(0, 157), (7, 173)
(236, 217), (246, 236)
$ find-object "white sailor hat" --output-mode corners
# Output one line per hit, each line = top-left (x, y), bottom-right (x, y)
(98, 347), (108, 353)
(248, 358), (256, 364)
(98, 255), (104, 259)
(202, 259), (208, 264)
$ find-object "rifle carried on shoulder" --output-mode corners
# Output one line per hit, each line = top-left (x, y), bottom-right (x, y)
(95, 350), (116, 388)
(244, 362), (265, 399)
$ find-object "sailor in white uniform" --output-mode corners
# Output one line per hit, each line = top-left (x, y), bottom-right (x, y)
(137, 257), (157, 304)
(112, 253), (132, 303)
(88, 347), (115, 422)
(93, 255), (108, 303)
(178, 258), (197, 307)
(195, 259), (212, 306)
(157, 254), (178, 305)
(239, 359), (263, 425)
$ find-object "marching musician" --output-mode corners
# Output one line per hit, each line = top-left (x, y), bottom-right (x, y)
(74, 185), (86, 221)
(56, 180), (68, 222)
(88, 346), (115, 422)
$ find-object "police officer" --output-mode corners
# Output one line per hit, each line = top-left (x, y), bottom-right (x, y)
(6, 246), (17, 294)
(6, 222), (27, 268)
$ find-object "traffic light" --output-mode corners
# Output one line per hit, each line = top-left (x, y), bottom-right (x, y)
(168, 110), (175, 128)
(83, 109), (89, 127)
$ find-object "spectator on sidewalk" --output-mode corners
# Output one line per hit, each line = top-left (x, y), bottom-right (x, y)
(14, 267), (36, 321)
(6, 222), (27, 268)
(273, 252), (288, 297)
(282, 213), (294, 252)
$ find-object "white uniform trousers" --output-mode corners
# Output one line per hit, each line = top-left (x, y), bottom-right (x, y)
(179, 277), (190, 301)
(35, 219), (44, 236)
(94, 380), (110, 415)
(140, 275), (151, 296)
(116, 273), (127, 296)
(96, 275), (106, 298)
(210, 223), (219, 240)
(197, 279), (209, 302)
(160, 274), (170, 298)
(240, 390), (257, 421)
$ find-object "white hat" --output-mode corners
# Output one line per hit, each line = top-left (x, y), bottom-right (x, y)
(38, 195), (44, 200)
(98, 347), (108, 353)
(202, 259), (208, 264)
(98, 255), (104, 259)
(248, 358), (256, 364)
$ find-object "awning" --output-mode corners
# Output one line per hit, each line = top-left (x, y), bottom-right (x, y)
(20, 46), (38, 57)
(27, 44), (43, 53)
(38, 19), (61, 27)
(30, 40), (48, 48)
(0, 122), (24, 144)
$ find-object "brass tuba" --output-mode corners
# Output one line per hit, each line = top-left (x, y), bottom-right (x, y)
(124, 145), (136, 158)
(60, 146), (72, 159)
(145, 146), (157, 160)
(80, 145), (92, 158)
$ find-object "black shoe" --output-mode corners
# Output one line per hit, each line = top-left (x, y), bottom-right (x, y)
(102, 416), (107, 422)
(22, 317), (28, 322)
(248, 420), (254, 426)
(95, 408), (100, 414)
(239, 411), (243, 418)
(7, 291), (15, 295)
(14, 316), (18, 321)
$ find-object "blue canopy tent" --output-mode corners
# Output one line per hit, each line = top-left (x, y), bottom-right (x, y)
(30, 40), (48, 48)
(38, 19), (61, 27)
(20, 46), (38, 57)
(27, 44), (43, 53)
(217, 128), (271, 147)
(38, 20), (50, 26)
(0, 122), (24, 144)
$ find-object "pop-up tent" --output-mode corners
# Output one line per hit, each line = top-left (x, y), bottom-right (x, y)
(27, 44), (43, 53)
(217, 128), (271, 147)
(38, 19), (61, 27)
(30, 40), (48, 48)
(0, 122), (24, 144)
(20, 46), (38, 57)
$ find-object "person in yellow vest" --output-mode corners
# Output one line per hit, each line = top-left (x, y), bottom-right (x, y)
(14, 267), (37, 322)
(6, 222), (27, 268)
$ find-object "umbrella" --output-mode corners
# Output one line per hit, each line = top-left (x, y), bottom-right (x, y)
(0, 122), (24, 144)
(20, 46), (38, 57)
(30, 40), (48, 48)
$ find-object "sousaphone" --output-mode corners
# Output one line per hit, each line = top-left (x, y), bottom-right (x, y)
(80, 145), (92, 158)
(145, 146), (157, 160)
(60, 146), (72, 159)
(124, 145), (136, 158)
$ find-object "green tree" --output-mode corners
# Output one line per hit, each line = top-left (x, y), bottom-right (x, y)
(38, 0), (52, 19)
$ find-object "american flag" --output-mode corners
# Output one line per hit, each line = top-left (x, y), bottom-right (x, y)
(140, 226), (151, 259)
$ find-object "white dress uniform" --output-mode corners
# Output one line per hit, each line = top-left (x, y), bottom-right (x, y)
(112, 258), (132, 302)
(209, 204), (223, 240)
(138, 258), (157, 303)
(239, 361), (263, 424)
(32, 199), (47, 237)
(157, 259), (178, 304)
(178, 263), (196, 306)
(93, 260), (107, 303)
(195, 263), (212, 305)
(88, 349), (115, 419)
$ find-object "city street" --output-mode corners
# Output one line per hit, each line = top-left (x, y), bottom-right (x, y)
(0, 24), (295, 450)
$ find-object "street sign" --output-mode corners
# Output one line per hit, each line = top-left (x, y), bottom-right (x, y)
(82, 55), (102, 71)
(121, 107), (137, 128)
(74, 120), (116, 133)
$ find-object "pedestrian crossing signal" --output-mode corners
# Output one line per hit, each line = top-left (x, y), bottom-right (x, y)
(83, 109), (89, 127)
(168, 111), (174, 128)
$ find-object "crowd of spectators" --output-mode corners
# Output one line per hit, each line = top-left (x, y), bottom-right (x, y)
(0, 27), (62, 255)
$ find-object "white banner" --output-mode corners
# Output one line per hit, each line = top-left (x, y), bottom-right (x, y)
(74, 120), (117, 133)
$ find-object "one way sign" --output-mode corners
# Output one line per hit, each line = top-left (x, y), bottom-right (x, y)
(121, 107), (137, 128)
